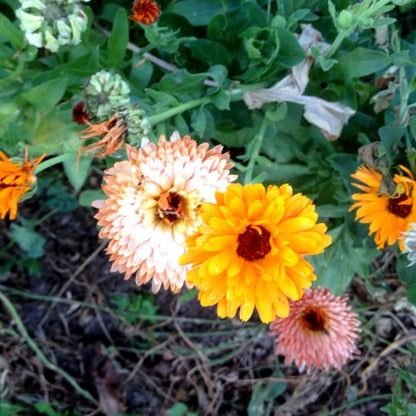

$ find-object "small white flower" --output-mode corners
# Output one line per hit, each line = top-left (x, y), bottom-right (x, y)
(15, 9), (44, 33)
(44, 28), (59, 52)
(402, 223), (416, 267)
(25, 32), (43, 47)
(20, 0), (45, 10)
(15, 0), (89, 52)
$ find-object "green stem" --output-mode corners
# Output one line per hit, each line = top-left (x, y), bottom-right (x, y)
(0, 292), (98, 406)
(324, 30), (350, 59)
(148, 97), (210, 126)
(34, 152), (77, 175)
(244, 117), (269, 184)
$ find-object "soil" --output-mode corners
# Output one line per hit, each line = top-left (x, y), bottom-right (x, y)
(1, 190), (416, 416)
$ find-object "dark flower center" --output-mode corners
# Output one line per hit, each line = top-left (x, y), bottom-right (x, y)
(158, 192), (185, 224)
(301, 306), (328, 332)
(237, 226), (271, 261)
(387, 194), (412, 218)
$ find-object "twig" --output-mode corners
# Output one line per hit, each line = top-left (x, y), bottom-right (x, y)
(38, 240), (108, 327)
(94, 24), (219, 88)
(359, 333), (416, 395)
(0, 292), (98, 405)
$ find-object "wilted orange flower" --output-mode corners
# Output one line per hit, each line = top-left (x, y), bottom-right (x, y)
(0, 150), (45, 220)
(129, 0), (160, 25)
(349, 164), (416, 250)
(180, 183), (332, 323)
(92, 132), (236, 293)
(269, 287), (361, 371)
(80, 114), (126, 158)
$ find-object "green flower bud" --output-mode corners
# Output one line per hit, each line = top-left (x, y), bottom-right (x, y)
(337, 10), (354, 30)
(120, 104), (151, 145)
(83, 70), (131, 120)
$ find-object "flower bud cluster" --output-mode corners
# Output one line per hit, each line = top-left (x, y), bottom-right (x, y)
(15, 0), (90, 53)
(120, 104), (151, 144)
(83, 70), (131, 120)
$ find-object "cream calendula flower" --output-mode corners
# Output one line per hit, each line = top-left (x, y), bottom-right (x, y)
(92, 132), (236, 293)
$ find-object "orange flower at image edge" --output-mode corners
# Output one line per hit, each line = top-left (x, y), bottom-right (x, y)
(129, 0), (160, 25)
(180, 183), (332, 323)
(269, 287), (361, 371)
(0, 151), (45, 220)
(349, 164), (416, 250)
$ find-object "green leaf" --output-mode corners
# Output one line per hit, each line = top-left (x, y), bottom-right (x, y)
(309, 224), (379, 295)
(339, 47), (390, 78)
(165, 0), (223, 26)
(210, 89), (231, 110)
(396, 255), (416, 305)
(157, 69), (206, 95)
(206, 65), (228, 87)
(191, 106), (206, 136)
(46, 184), (78, 212)
(107, 8), (129, 68)
(9, 223), (46, 259)
(130, 57), (153, 90)
(79, 189), (106, 207)
(276, 26), (306, 67)
(63, 154), (93, 192)
(378, 126), (405, 162)
(248, 378), (287, 416)
(186, 39), (232, 66)
(0, 13), (24, 50)
(22, 78), (68, 113)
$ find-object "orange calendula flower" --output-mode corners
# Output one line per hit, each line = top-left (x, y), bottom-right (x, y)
(92, 132), (236, 293)
(80, 114), (126, 157)
(179, 183), (332, 323)
(269, 287), (361, 371)
(0, 150), (45, 220)
(129, 0), (160, 25)
(349, 164), (416, 250)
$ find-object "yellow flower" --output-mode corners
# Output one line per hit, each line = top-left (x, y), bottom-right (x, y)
(179, 183), (332, 323)
(0, 150), (45, 220)
(349, 164), (416, 250)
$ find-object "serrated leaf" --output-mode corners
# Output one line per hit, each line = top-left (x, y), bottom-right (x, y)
(108, 8), (129, 68)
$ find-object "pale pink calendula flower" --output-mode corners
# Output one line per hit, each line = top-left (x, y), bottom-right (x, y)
(92, 131), (236, 293)
(269, 287), (361, 371)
